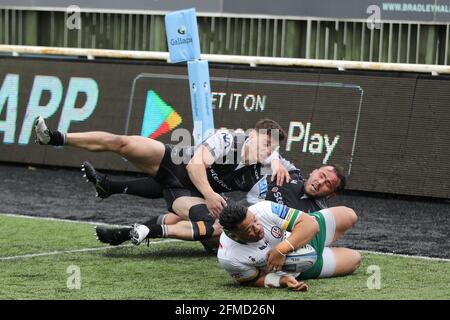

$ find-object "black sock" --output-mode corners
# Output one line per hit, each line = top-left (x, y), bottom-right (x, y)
(48, 130), (66, 146)
(108, 178), (163, 198)
(148, 224), (165, 238)
(108, 180), (130, 195)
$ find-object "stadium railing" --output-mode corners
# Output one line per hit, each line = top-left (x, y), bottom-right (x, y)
(1, 44), (450, 74)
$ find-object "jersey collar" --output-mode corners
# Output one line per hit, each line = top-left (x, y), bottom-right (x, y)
(223, 229), (248, 245)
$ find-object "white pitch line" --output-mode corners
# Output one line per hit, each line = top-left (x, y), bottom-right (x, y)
(0, 239), (181, 261)
(361, 250), (450, 262)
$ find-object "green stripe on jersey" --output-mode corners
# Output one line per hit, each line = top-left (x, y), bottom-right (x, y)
(285, 209), (300, 231)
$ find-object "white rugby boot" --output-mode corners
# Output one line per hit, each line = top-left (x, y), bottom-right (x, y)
(34, 116), (51, 145)
(130, 224), (150, 245)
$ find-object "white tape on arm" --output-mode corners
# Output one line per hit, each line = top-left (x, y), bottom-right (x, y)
(264, 273), (282, 288)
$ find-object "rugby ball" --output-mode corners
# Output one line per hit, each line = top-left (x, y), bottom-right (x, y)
(281, 244), (317, 273)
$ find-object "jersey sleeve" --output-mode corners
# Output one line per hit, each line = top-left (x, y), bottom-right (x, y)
(261, 151), (298, 173)
(277, 156), (297, 171)
(250, 201), (303, 232)
(218, 258), (260, 283)
(261, 149), (280, 165)
(270, 202), (303, 232)
(202, 129), (234, 161)
(246, 177), (268, 205)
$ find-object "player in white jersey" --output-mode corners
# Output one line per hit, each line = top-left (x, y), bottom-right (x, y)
(217, 201), (360, 290)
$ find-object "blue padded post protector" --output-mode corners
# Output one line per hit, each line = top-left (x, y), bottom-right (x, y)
(187, 60), (215, 146)
(164, 8), (201, 63)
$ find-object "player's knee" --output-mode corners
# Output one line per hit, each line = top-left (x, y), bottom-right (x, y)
(192, 220), (215, 240)
(343, 206), (358, 226)
(189, 204), (215, 240)
(188, 204), (214, 224)
(110, 135), (129, 154)
(350, 250), (362, 273)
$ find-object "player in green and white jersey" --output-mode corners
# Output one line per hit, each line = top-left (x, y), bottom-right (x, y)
(217, 201), (360, 290)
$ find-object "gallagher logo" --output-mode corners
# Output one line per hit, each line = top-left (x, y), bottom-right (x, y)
(140, 90), (182, 139)
(170, 25), (192, 46)
(177, 26), (186, 35)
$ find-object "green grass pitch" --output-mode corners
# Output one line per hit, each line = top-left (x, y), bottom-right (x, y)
(0, 214), (449, 299)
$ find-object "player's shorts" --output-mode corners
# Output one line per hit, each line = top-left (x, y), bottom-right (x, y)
(162, 188), (203, 212)
(155, 144), (203, 211)
(297, 209), (336, 280)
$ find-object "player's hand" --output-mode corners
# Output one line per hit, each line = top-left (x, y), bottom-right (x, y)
(266, 248), (286, 272)
(281, 276), (309, 292)
(270, 159), (290, 186)
(205, 192), (227, 217)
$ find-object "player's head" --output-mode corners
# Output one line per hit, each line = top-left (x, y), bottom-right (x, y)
(304, 164), (346, 198)
(245, 119), (287, 164)
(219, 203), (264, 242)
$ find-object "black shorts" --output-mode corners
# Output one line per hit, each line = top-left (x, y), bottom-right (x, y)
(162, 188), (203, 212)
(155, 144), (203, 211)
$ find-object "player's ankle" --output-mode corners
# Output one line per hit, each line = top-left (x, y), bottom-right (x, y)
(148, 224), (168, 238)
(49, 131), (66, 146)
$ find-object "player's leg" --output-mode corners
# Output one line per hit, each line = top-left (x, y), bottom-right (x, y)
(136, 210), (218, 242)
(318, 206), (358, 246)
(130, 194), (219, 243)
(130, 219), (220, 241)
(95, 193), (208, 246)
(35, 117), (165, 176)
(297, 207), (359, 280)
(171, 196), (207, 220)
(172, 196), (219, 241)
(318, 247), (361, 278)
(95, 212), (182, 246)
(143, 212), (183, 226)
(146, 204), (221, 254)
(68, 133), (165, 175)
(82, 161), (164, 199)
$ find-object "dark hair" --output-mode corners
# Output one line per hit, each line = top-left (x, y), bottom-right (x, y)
(322, 164), (346, 193)
(219, 202), (248, 231)
(254, 118), (287, 145)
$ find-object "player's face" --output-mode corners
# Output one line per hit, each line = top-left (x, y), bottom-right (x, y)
(245, 131), (272, 164)
(234, 211), (264, 242)
(304, 166), (340, 198)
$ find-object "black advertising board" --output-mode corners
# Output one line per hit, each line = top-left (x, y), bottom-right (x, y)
(0, 56), (449, 198)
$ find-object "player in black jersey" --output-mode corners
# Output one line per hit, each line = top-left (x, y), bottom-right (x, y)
(257, 165), (346, 213)
(34, 117), (291, 246)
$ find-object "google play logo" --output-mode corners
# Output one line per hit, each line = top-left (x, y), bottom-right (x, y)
(141, 90), (182, 139)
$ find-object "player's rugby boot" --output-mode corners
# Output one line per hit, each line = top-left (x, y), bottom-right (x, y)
(34, 116), (52, 145)
(95, 225), (131, 246)
(130, 224), (150, 245)
(81, 161), (111, 199)
(34, 116), (66, 146)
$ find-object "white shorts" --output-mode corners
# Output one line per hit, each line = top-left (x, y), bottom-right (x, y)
(317, 209), (337, 278)
(319, 208), (336, 246)
(318, 247), (336, 278)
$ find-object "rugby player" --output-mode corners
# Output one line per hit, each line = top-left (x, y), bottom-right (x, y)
(217, 201), (360, 290)
(34, 117), (291, 244)
(92, 164), (344, 251)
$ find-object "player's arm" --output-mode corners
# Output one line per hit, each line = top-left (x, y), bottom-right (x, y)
(239, 270), (307, 291)
(186, 131), (230, 216)
(222, 261), (307, 291)
(266, 152), (295, 186)
(266, 204), (320, 272)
